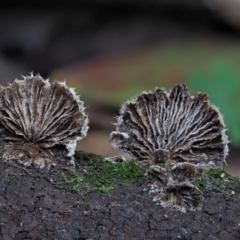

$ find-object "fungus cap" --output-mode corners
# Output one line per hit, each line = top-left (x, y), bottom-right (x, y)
(0, 74), (89, 168)
(110, 84), (229, 167)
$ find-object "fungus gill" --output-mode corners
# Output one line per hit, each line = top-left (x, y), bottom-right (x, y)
(0, 74), (88, 168)
(110, 84), (229, 167)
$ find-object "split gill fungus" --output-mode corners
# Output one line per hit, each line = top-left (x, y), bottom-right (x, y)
(110, 84), (229, 167)
(0, 74), (89, 169)
(145, 163), (203, 212)
(110, 84), (229, 212)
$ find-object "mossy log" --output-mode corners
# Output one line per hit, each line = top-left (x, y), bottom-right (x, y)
(0, 151), (240, 240)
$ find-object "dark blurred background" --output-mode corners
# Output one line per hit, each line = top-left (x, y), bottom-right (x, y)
(0, 0), (240, 175)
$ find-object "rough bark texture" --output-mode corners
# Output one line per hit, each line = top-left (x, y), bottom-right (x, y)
(0, 152), (240, 240)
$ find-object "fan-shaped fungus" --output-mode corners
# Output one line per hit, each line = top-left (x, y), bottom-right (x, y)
(0, 74), (88, 168)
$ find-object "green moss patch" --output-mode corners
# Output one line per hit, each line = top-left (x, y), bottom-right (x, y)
(5, 176), (15, 186)
(193, 168), (240, 200)
(57, 159), (145, 193)
(57, 151), (145, 194)
(0, 151), (145, 197)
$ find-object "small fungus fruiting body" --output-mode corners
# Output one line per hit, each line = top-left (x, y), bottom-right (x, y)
(153, 181), (203, 213)
(0, 74), (89, 168)
(110, 84), (228, 211)
(110, 84), (229, 167)
(145, 163), (203, 212)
